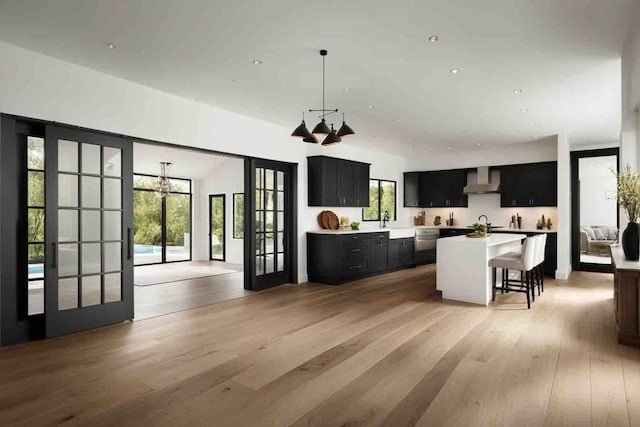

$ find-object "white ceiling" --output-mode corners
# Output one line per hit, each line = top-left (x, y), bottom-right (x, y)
(0, 0), (633, 157)
(133, 142), (240, 180)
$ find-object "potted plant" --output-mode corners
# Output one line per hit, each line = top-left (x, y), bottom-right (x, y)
(615, 165), (640, 260)
(471, 222), (487, 237)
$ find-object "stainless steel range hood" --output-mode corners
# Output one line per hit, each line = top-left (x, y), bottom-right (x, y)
(463, 166), (500, 194)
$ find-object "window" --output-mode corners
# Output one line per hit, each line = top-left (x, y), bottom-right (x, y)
(133, 174), (192, 265)
(362, 179), (396, 222)
(233, 193), (244, 239)
(209, 195), (225, 261)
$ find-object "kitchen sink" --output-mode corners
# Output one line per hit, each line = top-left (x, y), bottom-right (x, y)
(388, 228), (416, 239)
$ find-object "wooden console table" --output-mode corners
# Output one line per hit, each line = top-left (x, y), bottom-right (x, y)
(611, 245), (640, 347)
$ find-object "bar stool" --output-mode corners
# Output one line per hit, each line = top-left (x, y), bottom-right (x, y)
(489, 236), (538, 309)
(535, 234), (547, 293)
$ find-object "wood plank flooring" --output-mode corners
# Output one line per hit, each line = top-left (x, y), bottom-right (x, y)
(1, 265), (639, 426)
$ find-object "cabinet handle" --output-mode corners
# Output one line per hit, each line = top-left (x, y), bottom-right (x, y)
(351, 248), (361, 253)
(349, 265), (363, 270)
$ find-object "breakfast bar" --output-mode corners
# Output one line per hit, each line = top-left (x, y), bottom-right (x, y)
(436, 233), (527, 305)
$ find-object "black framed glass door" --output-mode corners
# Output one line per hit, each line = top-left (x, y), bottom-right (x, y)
(209, 194), (225, 261)
(245, 159), (297, 290)
(44, 125), (134, 338)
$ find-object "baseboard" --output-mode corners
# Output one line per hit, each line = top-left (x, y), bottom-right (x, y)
(555, 267), (572, 280)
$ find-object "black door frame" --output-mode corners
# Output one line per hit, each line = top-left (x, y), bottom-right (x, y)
(570, 147), (619, 273)
(244, 158), (298, 291)
(208, 194), (226, 261)
(132, 173), (193, 265)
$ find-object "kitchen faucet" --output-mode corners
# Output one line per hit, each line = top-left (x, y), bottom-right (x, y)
(382, 210), (390, 228)
(478, 214), (492, 234)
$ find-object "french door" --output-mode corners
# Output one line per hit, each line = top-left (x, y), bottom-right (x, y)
(209, 194), (225, 261)
(246, 159), (297, 290)
(44, 125), (133, 337)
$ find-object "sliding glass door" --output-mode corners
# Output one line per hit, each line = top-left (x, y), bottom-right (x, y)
(133, 175), (192, 265)
(44, 125), (134, 338)
(209, 194), (225, 261)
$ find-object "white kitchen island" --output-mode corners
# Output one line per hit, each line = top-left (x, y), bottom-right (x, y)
(436, 233), (527, 306)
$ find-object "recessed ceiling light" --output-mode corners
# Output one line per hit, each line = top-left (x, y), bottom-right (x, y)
(476, 142), (481, 146)
(531, 122), (536, 126)
(368, 105), (373, 109)
(521, 108), (528, 113)
(450, 69), (460, 74)
(343, 87), (350, 92)
(107, 43), (116, 49)
(447, 146), (452, 150)
(428, 35), (439, 43)
(252, 59), (263, 65)
(513, 89), (522, 94)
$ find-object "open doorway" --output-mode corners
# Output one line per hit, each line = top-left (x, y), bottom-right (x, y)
(132, 142), (248, 319)
(571, 148), (619, 273)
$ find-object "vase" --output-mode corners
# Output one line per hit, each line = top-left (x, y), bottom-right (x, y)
(622, 222), (640, 261)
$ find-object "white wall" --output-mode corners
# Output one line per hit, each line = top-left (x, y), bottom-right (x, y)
(0, 41), (412, 283)
(556, 134), (571, 279)
(406, 139), (558, 171)
(193, 157), (245, 264)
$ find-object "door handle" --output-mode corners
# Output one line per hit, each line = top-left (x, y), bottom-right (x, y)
(51, 243), (58, 269)
(127, 227), (133, 260)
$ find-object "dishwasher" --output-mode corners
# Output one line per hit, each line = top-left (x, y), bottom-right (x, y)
(415, 228), (439, 265)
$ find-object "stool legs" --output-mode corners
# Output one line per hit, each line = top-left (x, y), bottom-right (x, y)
(492, 267), (497, 302)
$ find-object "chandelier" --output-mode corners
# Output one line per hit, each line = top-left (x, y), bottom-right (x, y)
(291, 49), (355, 145)
(154, 162), (173, 198)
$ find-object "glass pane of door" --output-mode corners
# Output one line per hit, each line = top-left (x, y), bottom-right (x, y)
(133, 189), (162, 265)
(255, 166), (287, 278)
(209, 195), (225, 260)
(166, 193), (191, 262)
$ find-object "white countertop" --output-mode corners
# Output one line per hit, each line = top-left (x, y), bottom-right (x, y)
(438, 233), (527, 247)
(416, 225), (557, 233)
(307, 228), (416, 238)
(308, 228), (389, 235)
(611, 244), (640, 271)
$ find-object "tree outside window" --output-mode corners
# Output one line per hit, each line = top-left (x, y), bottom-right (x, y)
(363, 179), (396, 221)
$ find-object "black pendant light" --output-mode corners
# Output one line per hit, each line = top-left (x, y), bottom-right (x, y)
(291, 112), (313, 140)
(312, 118), (331, 138)
(322, 124), (341, 146)
(292, 49), (354, 146)
(336, 113), (355, 139)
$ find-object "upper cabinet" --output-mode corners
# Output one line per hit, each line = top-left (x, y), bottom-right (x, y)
(403, 172), (420, 207)
(403, 169), (468, 208)
(308, 156), (371, 207)
(499, 161), (557, 207)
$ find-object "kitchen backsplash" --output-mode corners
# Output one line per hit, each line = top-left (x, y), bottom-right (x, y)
(406, 193), (557, 230)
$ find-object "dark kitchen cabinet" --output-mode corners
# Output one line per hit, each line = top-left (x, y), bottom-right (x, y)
(307, 232), (414, 284)
(370, 232), (389, 273)
(500, 162), (557, 207)
(404, 172), (420, 207)
(308, 156), (370, 207)
(419, 169), (468, 208)
(388, 238), (415, 269)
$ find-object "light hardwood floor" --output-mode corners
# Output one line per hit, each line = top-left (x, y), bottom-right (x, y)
(1, 265), (639, 426)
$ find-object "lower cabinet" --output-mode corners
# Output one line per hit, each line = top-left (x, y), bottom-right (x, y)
(307, 232), (415, 285)
(388, 238), (415, 269)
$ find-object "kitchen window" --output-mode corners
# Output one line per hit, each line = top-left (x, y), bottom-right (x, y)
(362, 179), (396, 222)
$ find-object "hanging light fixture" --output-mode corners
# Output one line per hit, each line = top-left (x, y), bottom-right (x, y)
(153, 162), (173, 198)
(337, 113), (355, 139)
(322, 124), (341, 146)
(292, 49), (355, 145)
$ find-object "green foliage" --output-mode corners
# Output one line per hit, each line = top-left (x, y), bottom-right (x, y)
(134, 191), (162, 245)
(210, 196), (224, 257)
(363, 180), (396, 221)
(234, 194), (244, 239)
(27, 167), (45, 261)
(615, 164), (640, 223)
(363, 182), (380, 220)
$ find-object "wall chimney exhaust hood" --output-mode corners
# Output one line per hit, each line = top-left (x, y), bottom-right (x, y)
(463, 166), (500, 194)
